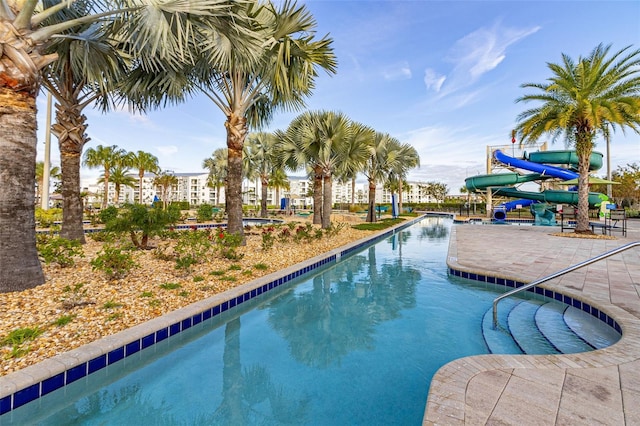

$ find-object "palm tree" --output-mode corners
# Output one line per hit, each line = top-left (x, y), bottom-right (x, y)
(98, 166), (137, 205)
(278, 111), (351, 229)
(0, 0), (258, 292)
(35, 161), (61, 207)
(202, 148), (228, 208)
(269, 168), (290, 211)
(388, 143), (420, 214)
(83, 145), (127, 211)
(128, 151), (160, 204)
(190, 1), (337, 237)
(154, 172), (179, 210)
(245, 132), (279, 217)
(335, 121), (375, 209)
(362, 133), (404, 223)
(515, 44), (640, 233)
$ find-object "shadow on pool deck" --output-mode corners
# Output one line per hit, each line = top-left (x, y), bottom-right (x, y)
(424, 219), (640, 425)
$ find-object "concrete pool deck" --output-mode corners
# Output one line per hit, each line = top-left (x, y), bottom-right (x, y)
(424, 219), (640, 425)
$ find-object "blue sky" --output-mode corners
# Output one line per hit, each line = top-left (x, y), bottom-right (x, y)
(36, 0), (640, 195)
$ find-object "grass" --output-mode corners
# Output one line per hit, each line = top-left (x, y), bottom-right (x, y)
(159, 282), (182, 290)
(352, 218), (404, 231)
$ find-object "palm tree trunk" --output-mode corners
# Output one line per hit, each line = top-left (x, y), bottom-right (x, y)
(366, 178), (377, 223)
(312, 167), (323, 225)
(260, 176), (268, 218)
(576, 149), (592, 233)
(139, 172), (144, 204)
(54, 105), (88, 242)
(398, 178), (403, 215)
(351, 177), (356, 208)
(225, 113), (247, 239)
(102, 171), (110, 210)
(322, 174), (332, 229)
(0, 88), (45, 292)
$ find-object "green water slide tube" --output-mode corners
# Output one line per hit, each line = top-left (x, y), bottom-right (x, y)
(524, 150), (603, 171)
(465, 172), (548, 192)
(492, 187), (607, 208)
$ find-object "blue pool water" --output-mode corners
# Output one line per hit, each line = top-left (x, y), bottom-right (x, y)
(2, 217), (610, 425)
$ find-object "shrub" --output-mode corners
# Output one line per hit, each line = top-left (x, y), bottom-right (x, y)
(37, 236), (83, 267)
(261, 226), (276, 251)
(35, 208), (62, 228)
(214, 230), (244, 260)
(98, 206), (119, 224)
(174, 230), (213, 272)
(196, 204), (214, 222)
(104, 203), (181, 249)
(90, 245), (137, 280)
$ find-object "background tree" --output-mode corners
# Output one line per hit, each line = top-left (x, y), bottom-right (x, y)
(128, 151), (160, 204)
(83, 145), (127, 211)
(387, 143), (420, 214)
(335, 121), (373, 210)
(202, 148), (228, 208)
(98, 165), (137, 205)
(245, 132), (279, 218)
(419, 182), (449, 203)
(154, 172), (179, 210)
(515, 44), (640, 233)
(362, 133), (403, 223)
(611, 163), (640, 208)
(269, 168), (290, 211)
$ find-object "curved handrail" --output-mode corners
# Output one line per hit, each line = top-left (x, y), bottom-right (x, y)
(492, 241), (640, 328)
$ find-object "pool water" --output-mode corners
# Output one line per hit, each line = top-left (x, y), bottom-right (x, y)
(1, 218), (592, 425)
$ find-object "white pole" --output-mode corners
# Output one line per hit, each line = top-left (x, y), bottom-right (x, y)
(41, 91), (53, 210)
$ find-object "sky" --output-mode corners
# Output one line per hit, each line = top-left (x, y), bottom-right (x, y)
(36, 0), (640, 195)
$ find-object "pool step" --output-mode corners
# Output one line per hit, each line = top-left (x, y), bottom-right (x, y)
(482, 298), (620, 355)
(535, 302), (594, 354)
(508, 300), (560, 355)
(564, 307), (621, 349)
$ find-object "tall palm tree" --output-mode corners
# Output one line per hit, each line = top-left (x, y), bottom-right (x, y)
(83, 145), (127, 210)
(278, 110), (351, 229)
(98, 166), (137, 205)
(516, 44), (640, 233)
(35, 161), (61, 206)
(245, 132), (279, 217)
(202, 148), (228, 208)
(0, 0), (258, 292)
(128, 151), (160, 204)
(154, 173), (179, 210)
(335, 121), (374, 209)
(362, 133), (404, 223)
(191, 1), (337, 237)
(388, 143), (420, 214)
(269, 168), (290, 211)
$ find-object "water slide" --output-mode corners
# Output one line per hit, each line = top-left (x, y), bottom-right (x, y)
(465, 150), (608, 222)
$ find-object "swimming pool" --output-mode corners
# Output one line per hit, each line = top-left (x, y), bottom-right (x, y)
(1, 217), (619, 425)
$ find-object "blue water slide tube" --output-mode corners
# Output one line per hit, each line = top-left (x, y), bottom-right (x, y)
(493, 150), (578, 180)
(492, 149), (578, 214)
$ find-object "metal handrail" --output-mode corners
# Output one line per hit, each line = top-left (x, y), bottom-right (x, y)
(492, 241), (640, 328)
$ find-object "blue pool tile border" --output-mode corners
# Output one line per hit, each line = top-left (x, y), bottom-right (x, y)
(448, 267), (623, 336)
(1, 217), (429, 416)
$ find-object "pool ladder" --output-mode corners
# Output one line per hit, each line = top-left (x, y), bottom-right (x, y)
(492, 241), (640, 328)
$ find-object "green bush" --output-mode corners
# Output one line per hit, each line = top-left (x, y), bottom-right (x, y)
(35, 208), (63, 228)
(174, 230), (213, 272)
(104, 203), (181, 249)
(90, 245), (137, 280)
(37, 235), (84, 267)
(196, 204), (214, 222)
(214, 230), (244, 260)
(99, 206), (119, 224)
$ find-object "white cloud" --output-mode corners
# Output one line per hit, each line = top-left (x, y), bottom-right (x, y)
(435, 21), (540, 99)
(424, 68), (446, 92)
(157, 145), (179, 156)
(382, 62), (412, 81)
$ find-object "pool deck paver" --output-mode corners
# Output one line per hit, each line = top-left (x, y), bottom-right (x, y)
(424, 220), (640, 425)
